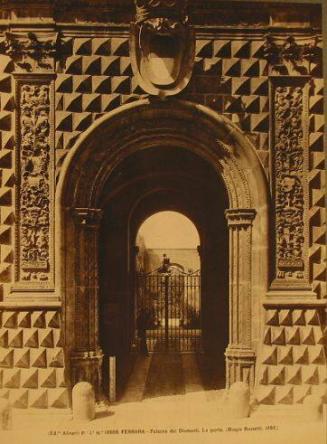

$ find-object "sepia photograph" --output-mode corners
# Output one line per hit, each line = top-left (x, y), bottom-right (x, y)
(0, 0), (325, 443)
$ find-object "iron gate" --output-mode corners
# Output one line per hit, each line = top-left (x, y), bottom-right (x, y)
(135, 256), (201, 352)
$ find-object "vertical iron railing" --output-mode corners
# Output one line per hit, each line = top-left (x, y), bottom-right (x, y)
(135, 255), (201, 353)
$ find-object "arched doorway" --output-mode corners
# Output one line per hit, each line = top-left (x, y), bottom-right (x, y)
(56, 99), (269, 401)
(97, 146), (229, 399)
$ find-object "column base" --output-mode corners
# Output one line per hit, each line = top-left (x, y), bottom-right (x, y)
(225, 346), (256, 389)
(71, 349), (104, 401)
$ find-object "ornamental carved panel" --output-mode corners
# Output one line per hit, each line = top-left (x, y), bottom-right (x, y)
(271, 78), (309, 285)
(15, 76), (54, 286)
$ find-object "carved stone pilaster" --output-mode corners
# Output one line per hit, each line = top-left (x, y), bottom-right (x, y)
(224, 208), (256, 388)
(13, 74), (55, 291)
(71, 208), (103, 399)
(270, 77), (310, 288)
(71, 350), (104, 401)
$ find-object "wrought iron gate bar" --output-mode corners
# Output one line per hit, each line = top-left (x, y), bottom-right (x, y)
(135, 257), (201, 353)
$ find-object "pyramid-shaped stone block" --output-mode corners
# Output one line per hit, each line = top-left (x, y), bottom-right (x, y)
(309, 133), (323, 151)
(258, 366), (269, 385)
(231, 40), (250, 58)
(48, 388), (69, 408)
(82, 94), (102, 113)
(1, 207), (14, 225)
(262, 346), (278, 365)
(0, 245), (13, 264)
(309, 95), (323, 114)
(72, 112), (93, 132)
(0, 188), (12, 206)
(56, 74), (73, 93)
(29, 388), (48, 408)
(222, 58), (241, 77)
(101, 56), (120, 75)
(30, 349), (47, 368)
(23, 328), (39, 348)
(231, 77), (251, 95)
(279, 310), (293, 326)
(302, 366), (319, 385)
(0, 225), (11, 244)
(111, 76), (130, 94)
(92, 76), (111, 94)
(309, 345), (326, 365)
(292, 310), (306, 326)
(213, 40), (231, 58)
(250, 77), (268, 95)
(251, 40), (265, 58)
(0, 349), (13, 368)
(56, 368), (67, 387)
(56, 111), (73, 132)
(64, 93), (82, 112)
(305, 310), (320, 326)
(83, 56), (102, 75)
(73, 75), (92, 93)
(3, 368), (20, 388)
(9, 389), (28, 408)
(302, 327), (316, 345)
(286, 366), (302, 385)
(293, 346), (309, 364)
(266, 309), (279, 326)
(203, 58), (222, 75)
(268, 366), (285, 385)
(294, 385), (311, 403)
(14, 348), (30, 368)
(92, 37), (111, 55)
(276, 385), (293, 404)
(0, 93), (14, 112)
(263, 327), (271, 345)
(271, 327), (286, 345)
(279, 346), (293, 365)
(17, 312), (31, 328)
(195, 39), (213, 58)
(110, 38), (129, 56)
(0, 132), (14, 150)
(53, 330), (63, 348)
(48, 348), (65, 368)
(0, 329), (8, 347)
(0, 74), (12, 93)
(241, 59), (260, 77)
(242, 95), (260, 113)
(39, 330), (54, 348)
(32, 311), (46, 329)
(21, 368), (38, 388)
(73, 37), (92, 55)
(2, 311), (17, 328)
(46, 311), (61, 329)
(40, 368), (57, 388)
(65, 55), (84, 75)
(255, 386), (275, 405)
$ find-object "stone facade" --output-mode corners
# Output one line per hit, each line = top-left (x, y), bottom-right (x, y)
(0, 0), (325, 412)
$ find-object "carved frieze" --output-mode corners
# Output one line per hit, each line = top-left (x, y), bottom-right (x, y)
(0, 32), (57, 72)
(263, 34), (321, 76)
(15, 76), (54, 285)
(271, 79), (309, 285)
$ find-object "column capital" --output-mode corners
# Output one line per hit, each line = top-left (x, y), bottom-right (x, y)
(72, 208), (103, 228)
(225, 208), (256, 227)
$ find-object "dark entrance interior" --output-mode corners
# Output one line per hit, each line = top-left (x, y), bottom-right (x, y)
(98, 146), (229, 401)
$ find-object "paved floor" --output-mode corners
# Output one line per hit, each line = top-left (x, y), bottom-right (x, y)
(2, 353), (326, 444)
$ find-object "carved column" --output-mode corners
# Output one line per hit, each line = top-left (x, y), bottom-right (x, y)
(13, 73), (55, 295)
(224, 208), (256, 388)
(71, 208), (104, 401)
(270, 77), (310, 288)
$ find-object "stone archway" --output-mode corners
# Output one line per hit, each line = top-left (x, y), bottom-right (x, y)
(56, 99), (269, 398)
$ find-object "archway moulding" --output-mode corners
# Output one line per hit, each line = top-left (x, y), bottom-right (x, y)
(55, 98), (269, 394)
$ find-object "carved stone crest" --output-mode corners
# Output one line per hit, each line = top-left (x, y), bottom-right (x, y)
(130, 0), (195, 97)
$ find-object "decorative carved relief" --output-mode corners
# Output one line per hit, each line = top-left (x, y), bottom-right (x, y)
(263, 34), (321, 76)
(272, 80), (309, 283)
(0, 32), (57, 72)
(130, 0), (195, 96)
(16, 78), (53, 283)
